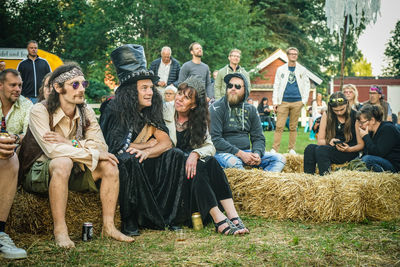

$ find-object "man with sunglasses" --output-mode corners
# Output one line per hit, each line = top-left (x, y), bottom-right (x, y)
(0, 69), (31, 259)
(363, 85), (392, 122)
(20, 63), (134, 248)
(210, 73), (286, 172)
(271, 47), (310, 155)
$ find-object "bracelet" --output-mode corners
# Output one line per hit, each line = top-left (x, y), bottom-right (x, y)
(71, 139), (79, 148)
(14, 134), (21, 145)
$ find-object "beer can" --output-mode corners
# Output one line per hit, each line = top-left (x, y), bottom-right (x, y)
(191, 212), (203, 231)
(82, 222), (93, 241)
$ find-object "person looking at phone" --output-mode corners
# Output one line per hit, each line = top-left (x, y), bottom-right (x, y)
(303, 92), (364, 175)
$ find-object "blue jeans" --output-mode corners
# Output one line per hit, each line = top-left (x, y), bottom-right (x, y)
(215, 150), (286, 172)
(361, 155), (397, 172)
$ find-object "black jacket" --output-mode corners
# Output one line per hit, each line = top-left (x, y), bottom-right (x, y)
(362, 121), (400, 172)
(149, 57), (181, 87)
(17, 56), (51, 98)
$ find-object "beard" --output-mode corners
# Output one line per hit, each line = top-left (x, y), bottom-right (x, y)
(227, 92), (245, 106)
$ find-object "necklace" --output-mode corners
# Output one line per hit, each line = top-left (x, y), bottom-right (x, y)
(175, 113), (188, 131)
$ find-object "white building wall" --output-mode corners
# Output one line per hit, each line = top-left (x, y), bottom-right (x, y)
(387, 85), (400, 115)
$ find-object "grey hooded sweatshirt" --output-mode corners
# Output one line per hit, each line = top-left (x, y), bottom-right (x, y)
(209, 73), (265, 157)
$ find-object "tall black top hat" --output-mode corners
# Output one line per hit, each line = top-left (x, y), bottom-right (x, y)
(111, 44), (158, 85)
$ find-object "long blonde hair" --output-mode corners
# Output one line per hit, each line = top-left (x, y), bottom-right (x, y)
(342, 84), (359, 105)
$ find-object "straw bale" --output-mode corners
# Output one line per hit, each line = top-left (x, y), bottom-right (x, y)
(283, 154), (348, 173)
(226, 168), (400, 222)
(7, 190), (120, 235)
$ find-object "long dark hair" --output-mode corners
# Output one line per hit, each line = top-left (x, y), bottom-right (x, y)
(326, 91), (352, 143)
(258, 97), (268, 109)
(110, 80), (164, 134)
(178, 83), (209, 148)
(47, 62), (86, 115)
(38, 72), (52, 102)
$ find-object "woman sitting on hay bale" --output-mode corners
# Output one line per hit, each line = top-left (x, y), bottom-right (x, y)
(358, 104), (400, 173)
(304, 92), (364, 175)
(163, 76), (249, 235)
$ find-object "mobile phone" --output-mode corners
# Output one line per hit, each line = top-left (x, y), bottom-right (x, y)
(333, 140), (344, 145)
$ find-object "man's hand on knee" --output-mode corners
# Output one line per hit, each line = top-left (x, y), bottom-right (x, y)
(99, 151), (119, 166)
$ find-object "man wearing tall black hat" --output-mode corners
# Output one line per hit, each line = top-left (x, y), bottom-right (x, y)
(100, 44), (187, 236)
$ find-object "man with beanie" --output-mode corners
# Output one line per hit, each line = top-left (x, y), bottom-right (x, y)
(210, 73), (286, 172)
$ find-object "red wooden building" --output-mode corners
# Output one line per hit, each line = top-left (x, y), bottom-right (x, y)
(332, 76), (400, 115)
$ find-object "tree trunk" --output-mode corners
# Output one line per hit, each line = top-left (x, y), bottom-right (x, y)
(340, 15), (348, 91)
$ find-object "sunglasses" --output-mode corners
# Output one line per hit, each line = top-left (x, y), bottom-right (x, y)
(227, 83), (242, 90)
(329, 97), (346, 104)
(69, 80), (89, 90)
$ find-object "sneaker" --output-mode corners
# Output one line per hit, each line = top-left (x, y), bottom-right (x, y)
(288, 149), (297, 155)
(0, 232), (27, 259)
(270, 148), (277, 154)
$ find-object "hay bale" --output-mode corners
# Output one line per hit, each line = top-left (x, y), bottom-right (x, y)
(283, 154), (304, 173)
(283, 154), (348, 173)
(7, 190), (120, 235)
(226, 168), (400, 222)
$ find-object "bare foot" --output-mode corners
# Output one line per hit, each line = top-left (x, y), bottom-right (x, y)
(102, 224), (135, 242)
(54, 233), (75, 248)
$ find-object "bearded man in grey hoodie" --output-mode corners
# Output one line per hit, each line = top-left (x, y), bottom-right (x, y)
(209, 73), (286, 172)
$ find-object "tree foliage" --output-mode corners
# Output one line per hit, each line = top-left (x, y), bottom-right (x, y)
(2, 0), (368, 93)
(249, 0), (365, 88)
(383, 20), (400, 76)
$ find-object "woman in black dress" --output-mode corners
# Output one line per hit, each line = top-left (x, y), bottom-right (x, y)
(164, 76), (249, 235)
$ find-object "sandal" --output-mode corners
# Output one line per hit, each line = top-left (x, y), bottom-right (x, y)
(214, 218), (241, 235)
(230, 217), (249, 233)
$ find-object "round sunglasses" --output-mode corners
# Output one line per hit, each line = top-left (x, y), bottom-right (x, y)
(227, 83), (242, 90)
(69, 80), (89, 90)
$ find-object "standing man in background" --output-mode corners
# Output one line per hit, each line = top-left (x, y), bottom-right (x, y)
(179, 42), (214, 102)
(214, 49), (251, 100)
(271, 47), (310, 155)
(17, 40), (51, 103)
(149, 46), (180, 100)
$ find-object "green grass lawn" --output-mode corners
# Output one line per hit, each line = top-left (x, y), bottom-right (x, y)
(2, 215), (399, 266)
(264, 127), (317, 154)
